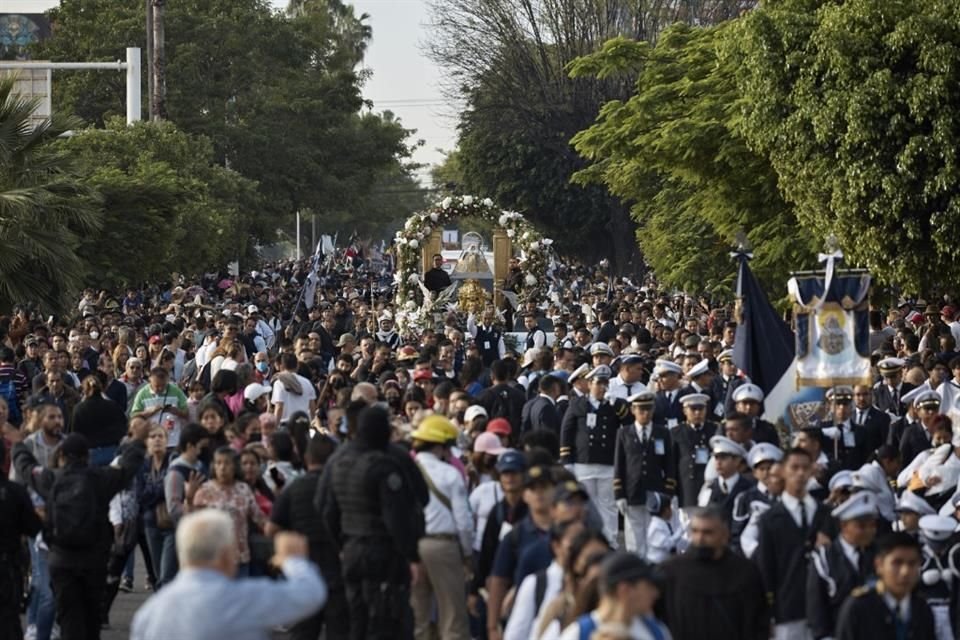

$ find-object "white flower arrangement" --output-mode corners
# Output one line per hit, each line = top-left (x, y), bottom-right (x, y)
(442, 197), (453, 209)
(462, 195), (474, 205)
(483, 198), (494, 207)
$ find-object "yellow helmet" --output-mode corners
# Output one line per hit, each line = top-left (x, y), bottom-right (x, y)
(411, 414), (459, 445)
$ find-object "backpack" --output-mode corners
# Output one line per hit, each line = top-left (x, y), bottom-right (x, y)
(197, 360), (213, 392)
(488, 386), (513, 423)
(0, 373), (21, 424)
(576, 613), (597, 640)
(533, 567), (549, 612)
(47, 469), (100, 548)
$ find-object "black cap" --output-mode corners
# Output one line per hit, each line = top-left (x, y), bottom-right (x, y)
(524, 465), (556, 488)
(600, 552), (658, 590)
(553, 480), (589, 504)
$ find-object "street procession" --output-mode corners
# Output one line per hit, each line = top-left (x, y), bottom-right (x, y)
(3, 1), (960, 640)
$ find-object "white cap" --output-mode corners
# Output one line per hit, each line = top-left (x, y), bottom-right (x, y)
(831, 492), (878, 521)
(627, 390), (656, 406)
(569, 363), (590, 383)
(590, 342), (614, 357)
(687, 359), (711, 379)
(521, 348), (540, 368)
(718, 349), (734, 363)
(709, 435), (747, 459)
(733, 383), (764, 404)
(900, 385), (926, 407)
(654, 359), (683, 376)
(919, 514), (957, 541)
(825, 386), (854, 401)
(914, 389), (941, 409)
(853, 463), (889, 494)
(877, 357), (906, 373)
(246, 304), (259, 315)
(464, 405), (488, 423)
(896, 491), (936, 516)
(243, 382), (271, 402)
(748, 443), (783, 468)
(828, 470), (854, 492)
(680, 393), (711, 407)
(586, 365), (613, 381)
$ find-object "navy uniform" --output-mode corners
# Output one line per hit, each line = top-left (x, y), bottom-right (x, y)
(899, 390), (940, 467)
(851, 402), (893, 456)
(669, 393), (719, 507)
(835, 582), (935, 640)
(821, 387), (872, 471)
(915, 515), (956, 640)
(613, 391), (676, 556)
(873, 357), (915, 418)
(560, 365), (630, 547)
(698, 435), (756, 525)
(731, 383), (781, 446)
(806, 492), (879, 640)
(652, 360), (684, 427)
(678, 359), (720, 417)
(732, 443), (783, 550)
(716, 349), (745, 416)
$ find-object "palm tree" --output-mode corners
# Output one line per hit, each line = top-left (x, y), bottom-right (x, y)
(0, 75), (101, 313)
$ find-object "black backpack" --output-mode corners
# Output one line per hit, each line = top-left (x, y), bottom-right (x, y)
(488, 386), (513, 422)
(47, 469), (100, 549)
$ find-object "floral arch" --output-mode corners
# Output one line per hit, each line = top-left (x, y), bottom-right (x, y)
(392, 195), (554, 334)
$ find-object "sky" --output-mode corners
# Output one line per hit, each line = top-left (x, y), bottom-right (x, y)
(272, 0), (458, 187)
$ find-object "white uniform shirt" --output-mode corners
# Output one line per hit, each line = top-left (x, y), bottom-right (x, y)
(416, 451), (474, 555)
(505, 561), (563, 640)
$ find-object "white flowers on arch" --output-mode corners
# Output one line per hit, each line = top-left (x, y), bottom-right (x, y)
(392, 195), (553, 335)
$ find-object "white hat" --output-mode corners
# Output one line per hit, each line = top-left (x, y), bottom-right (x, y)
(853, 464), (889, 494)
(680, 393), (711, 407)
(246, 304), (259, 315)
(586, 365), (613, 381)
(522, 348), (540, 368)
(919, 514), (956, 541)
(900, 385), (927, 408)
(828, 470), (854, 492)
(733, 383), (764, 404)
(709, 435), (747, 459)
(569, 363), (590, 383)
(914, 389), (941, 409)
(243, 382), (272, 402)
(379, 311), (393, 323)
(896, 491), (936, 516)
(627, 390), (656, 406)
(718, 349), (734, 363)
(654, 359), (682, 376)
(825, 386), (854, 401)
(590, 343), (614, 357)
(748, 443), (783, 468)
(831, 492), (878, 521)
(877, 357), (906, 373)
(687, 359), (711, 379)
(464, 405), (488, 423)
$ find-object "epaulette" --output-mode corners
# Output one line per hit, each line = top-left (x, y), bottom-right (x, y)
(851, 585), (871, 598)
(612, 478), (622, 487)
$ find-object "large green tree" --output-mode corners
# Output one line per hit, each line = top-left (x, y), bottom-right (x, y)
(731, 0), (960, 291)
(0, 77), (100, 312)
(569, 25), (817, 294)
(37, 0), (420, 233)
(61, 119), (259, 286)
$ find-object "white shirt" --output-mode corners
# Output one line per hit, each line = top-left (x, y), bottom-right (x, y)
(505, 561), (563, 640)
(882, 591), (911, 622)
(466, 315), (507, 360)
(468, 481), (501, 551)
(270, 373), (316, 422)
(698, 473), (740, 507)
(416, 451), (474, 555)
(646, 515), (684, 564)
(838, 536), (860, 570)
(781, 492), (818, 529)
(607, 375), (640, 401)
(558, 615), (669, 640)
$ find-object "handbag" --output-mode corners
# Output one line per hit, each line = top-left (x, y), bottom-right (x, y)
(155, 501), (174, 530)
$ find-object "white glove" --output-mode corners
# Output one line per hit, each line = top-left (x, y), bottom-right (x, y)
(616, 498), (628, 515)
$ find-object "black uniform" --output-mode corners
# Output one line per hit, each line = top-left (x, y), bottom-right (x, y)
(670, 421), (719, 507)
(653, 390), (684, 427)
(524, 327), (547, 351)
(720, 375), (746, 416)
(318, 441), (425, 640)
(873, 381), (916, 418)
(820, 420), (871, 471)
(852, 406), (893, 454)
(806, 539), (876, 639)
(732, 486), (774, 549)
(899, 423), (933, 467)
(559, 396), (630, 466)
(272, 469), (348, 640)
(0, 468), (42, 640)
(750, 418), (781, 447)
(916, 541), (954, 632)
(423, 267), (451, 293)
(613, 422), (676, 505)
(704, 475), (757, 525)
(520, 394), (561, 436)
(756, 498), (829, 626)
(473, 325), (503, 368)
(834, 584), (935, 640)
(887, 415), (917, 451)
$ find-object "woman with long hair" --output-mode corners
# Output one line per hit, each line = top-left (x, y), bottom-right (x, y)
(186, 446), (268, 578)
(140, 424), (176, 587)
(72, 371), (128, 466)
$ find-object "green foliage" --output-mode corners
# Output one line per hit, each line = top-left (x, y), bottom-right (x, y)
(0, 77), (100, 313)
(731, 0), (960, 292)
(61, 119), (259, 286)
(570, 26), (817, 294)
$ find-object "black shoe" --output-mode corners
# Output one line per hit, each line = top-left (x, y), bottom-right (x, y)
(119, 577), (134, 593)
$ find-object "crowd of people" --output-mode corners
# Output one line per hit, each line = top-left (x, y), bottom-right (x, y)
(1, 254), (960, 640)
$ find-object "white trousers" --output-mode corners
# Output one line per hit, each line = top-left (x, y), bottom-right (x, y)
(623, 506), (651, 557)
(575, 464), (617, 549)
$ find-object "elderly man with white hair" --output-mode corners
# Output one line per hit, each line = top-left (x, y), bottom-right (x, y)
(131, 510), (326, 640)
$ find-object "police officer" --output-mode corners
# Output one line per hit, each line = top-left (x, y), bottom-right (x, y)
(560, 364), (630, 547)
(318, 406), (425, 640)
(0, 436), (42, 640)
(613, 390), (676, 556)
(653, 360), (685, 428)
(698, 436), (755, 525)
(821, 386), (871, 471)
(806, 492), (879, 639)
(670, 393), (719, 507)
(873, 357), (914, 417)
(467, 309), (506, 368)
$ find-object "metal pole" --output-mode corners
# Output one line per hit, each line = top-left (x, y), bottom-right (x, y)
(296, 211), (301, 260)
(146, 0), (153, 116)
(125, 48), (141, 124)
(311, 214), (316, 255)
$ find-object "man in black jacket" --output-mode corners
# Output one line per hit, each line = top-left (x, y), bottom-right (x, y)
(520, 374), (562, 436)
(12, 419), (149, 640)
(423, 254), (452, 293)
(478, 360), (526, 436)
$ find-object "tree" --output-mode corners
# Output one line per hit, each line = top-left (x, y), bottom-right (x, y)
(730, 0), (960, 291)
(0, 77), (100, 313)
(569, 25), (817, 294)
(61, 119), (260, 286)
(427, 0), (757, 273)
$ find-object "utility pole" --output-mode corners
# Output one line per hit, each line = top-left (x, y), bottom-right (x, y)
(145, 0), (153, 114)
(150, 0), (166, 119)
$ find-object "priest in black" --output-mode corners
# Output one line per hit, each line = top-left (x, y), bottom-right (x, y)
(423, 254), (451, 292)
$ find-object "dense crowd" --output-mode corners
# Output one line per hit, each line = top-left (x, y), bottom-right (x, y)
(2, 254), (960, 640)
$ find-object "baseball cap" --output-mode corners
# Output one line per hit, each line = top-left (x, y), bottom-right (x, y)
(495, 449), (527, 473)
(413, 369), (434, 382)
(486, 418), (512, 436)
(464, 405), (488, 423)
(473, 432), (507, 456)
(243, 382), (272, 402)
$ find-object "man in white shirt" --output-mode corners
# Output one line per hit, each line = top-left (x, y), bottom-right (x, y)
(504, 521), (571, 640)
(606, 354), (646, 401)
(410, 415), (473, 640)
(271, 353), (317, 423)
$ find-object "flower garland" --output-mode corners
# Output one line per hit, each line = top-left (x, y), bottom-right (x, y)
(392, 195), (553, 336)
